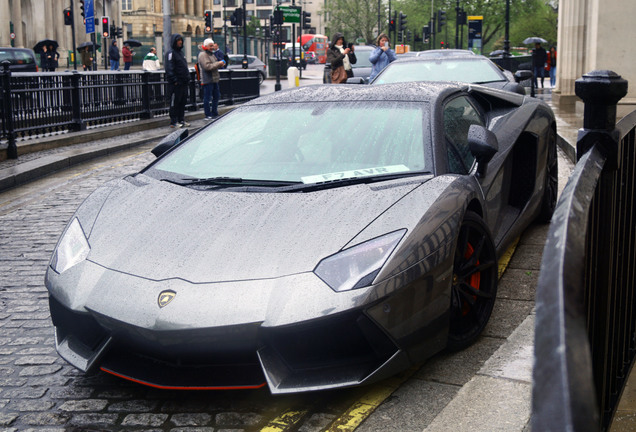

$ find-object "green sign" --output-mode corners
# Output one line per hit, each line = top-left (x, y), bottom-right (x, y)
(277, 6), (301, 24)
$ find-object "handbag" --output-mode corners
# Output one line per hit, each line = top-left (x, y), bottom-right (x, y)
(330, 65), (347, 84)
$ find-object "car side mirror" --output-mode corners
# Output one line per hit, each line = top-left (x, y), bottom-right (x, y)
(468, 125), (498, 177)
(346, 77), (366, 84)
(151, 128), (189, 158)
(514, 70), (533, 83)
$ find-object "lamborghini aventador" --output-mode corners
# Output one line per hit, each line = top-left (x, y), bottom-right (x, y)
(45, 82), (557, 394)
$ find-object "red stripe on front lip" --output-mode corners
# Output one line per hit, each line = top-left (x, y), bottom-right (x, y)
(100, 367), (267, 391)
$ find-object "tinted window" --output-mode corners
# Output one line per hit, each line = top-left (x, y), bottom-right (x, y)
(444, 96), (484, 174)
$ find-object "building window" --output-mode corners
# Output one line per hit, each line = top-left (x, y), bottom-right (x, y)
(214, 11), (221, 18)
(256, 0), (272, 5)
(214, 0), (221, 4)
(122, 0), (133, 11)
(257, 10), (270, 19)
(224, 0), (237, 7)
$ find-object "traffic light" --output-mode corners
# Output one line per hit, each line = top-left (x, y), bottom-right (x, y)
(230, 8), (243, 26)
(406, 30), (412, 43)
(437, 10), (446, 32)
(269, 15), (275, 33)
(389, 13), (396, 32)
(79, 0), (85, 19)
(399, 12), (407, 32)
(423, 25), (430, 41)
(273, 9), (283, 25)
(204, 10), (212, 33)
(64, 8), (73, 25)
(117, 27), (123, 38)
(302, 11), (311, 30)
(101, 16), (110, 38)
(440, 40), (445, 49)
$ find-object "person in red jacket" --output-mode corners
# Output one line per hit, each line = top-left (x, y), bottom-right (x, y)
(122, 44), (134, 70)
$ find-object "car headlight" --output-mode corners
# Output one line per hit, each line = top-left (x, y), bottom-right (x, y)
(51, 218), (90, 274)
(314, 230), (406, 292)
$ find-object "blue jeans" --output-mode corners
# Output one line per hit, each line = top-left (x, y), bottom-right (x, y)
(110, 59), (119, 70)
(549, 67), (556, 87)
(202, 82), (220, 117)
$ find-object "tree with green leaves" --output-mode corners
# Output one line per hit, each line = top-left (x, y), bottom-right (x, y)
(324, 0), (385, 44)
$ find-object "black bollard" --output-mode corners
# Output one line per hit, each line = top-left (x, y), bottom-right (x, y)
(1, 60), (17, 159)
(575, 70), (628, 167)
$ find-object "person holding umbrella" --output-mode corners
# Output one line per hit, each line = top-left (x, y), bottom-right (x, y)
(47, 44), (59, 71)
(122, 43), (134, 70)
(39, 45), (51, 72)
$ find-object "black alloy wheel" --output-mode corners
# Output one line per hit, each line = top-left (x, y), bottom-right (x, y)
(536, 128), (559, 223)
(258, 71), (265, 85)
(447, 211), (498, 351)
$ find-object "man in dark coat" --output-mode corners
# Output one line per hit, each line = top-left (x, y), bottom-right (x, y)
(165, 34), (191, 128)
(532, 42), (547, 89)
(109, 40), (120, 70)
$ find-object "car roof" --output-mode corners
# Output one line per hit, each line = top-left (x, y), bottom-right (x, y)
(417, 49), (477, 57)
(242, 81), (525, 108)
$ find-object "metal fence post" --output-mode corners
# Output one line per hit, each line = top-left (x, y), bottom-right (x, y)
(1, 60), (17, 159)
(575, 69), (629, 429)
(575, 70), (628, 167)
(70, 71), (86, 131)
(141, 71), (152, 119)
(188, 69), (198, 112)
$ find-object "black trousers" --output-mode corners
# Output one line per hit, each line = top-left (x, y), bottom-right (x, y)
(167, 82), (188, 124)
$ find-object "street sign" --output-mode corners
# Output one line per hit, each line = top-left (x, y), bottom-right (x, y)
(276, 6), (301, 24)
(85, 0), (95, 33)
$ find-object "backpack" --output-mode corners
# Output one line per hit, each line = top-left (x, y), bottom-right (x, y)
(194, 62), (201, 82)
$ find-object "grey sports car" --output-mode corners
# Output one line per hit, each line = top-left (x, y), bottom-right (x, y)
(45, 82), (557, 394)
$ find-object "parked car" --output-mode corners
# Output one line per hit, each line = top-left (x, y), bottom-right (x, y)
(303, 51), (317, 64)
(370, 54), (529, 95)
(45, 82), (557, 394)
(0, 47), (38, 72)
(416, 49), (476, 57)
(226, 54), (267, 85)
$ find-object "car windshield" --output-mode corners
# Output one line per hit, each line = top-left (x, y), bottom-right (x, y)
(372, 58), (505, 85)
(352, 49), (372, 68)
(149, 101), (431, 185)
(0, 49), (35, 64)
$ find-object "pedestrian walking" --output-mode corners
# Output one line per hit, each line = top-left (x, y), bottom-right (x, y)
(368, 33), (397, 82)
(198, 38), (225, 120)
(165, 34), (190, 128)
(48, 44), (59, 71)
(109, 40), (120, 70)
(122, 43), (134, 70)
(327, 33), (356, 84)
(532, 42), (547, 88)
(80, 47), (93, 71)
(142, 47), (161, 71)
(547, 46), (557, 87)
(39, 45), (51, 72)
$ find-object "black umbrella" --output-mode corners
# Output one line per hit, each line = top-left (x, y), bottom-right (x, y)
(489, 50), (506, 57)
(123, 39), (143, 48)
(523, 36), (548, 44)
(76, 41), (101, 51)
(33, 39), (58, 53)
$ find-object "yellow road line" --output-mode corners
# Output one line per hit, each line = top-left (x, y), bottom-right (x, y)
(260, 409), (309, 432)
(498, 236), (520, 278)
(325, 368), (418, 431)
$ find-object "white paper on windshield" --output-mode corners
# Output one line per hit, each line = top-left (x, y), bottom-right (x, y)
(301, 165), (411, 184)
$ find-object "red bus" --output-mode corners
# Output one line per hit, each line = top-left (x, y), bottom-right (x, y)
(298, 34), (329, 64)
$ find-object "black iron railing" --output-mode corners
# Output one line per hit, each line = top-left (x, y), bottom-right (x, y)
(0, 62), (260, 159)
(533, 70), (636, 431)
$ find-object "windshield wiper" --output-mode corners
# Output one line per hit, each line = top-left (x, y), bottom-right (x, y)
(162, 177), (300, 187)
(281, 171), (432, 192)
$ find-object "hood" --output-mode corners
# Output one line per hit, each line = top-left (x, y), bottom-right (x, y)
(85, 177), (419, 283)
(330, 33), (344, 49)
(170, 33), (183, 50)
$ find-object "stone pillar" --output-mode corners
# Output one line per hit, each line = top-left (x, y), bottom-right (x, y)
(11, 0), (24, 48)
(0, 1), (11, 47)
(184, 34), (192, 64)
(195, 0), (203, 17)
(187, 0), (195, 16)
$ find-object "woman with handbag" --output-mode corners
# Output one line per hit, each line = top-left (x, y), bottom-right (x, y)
(369, 34), (397, 82)
(327, 33), (356, 84)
